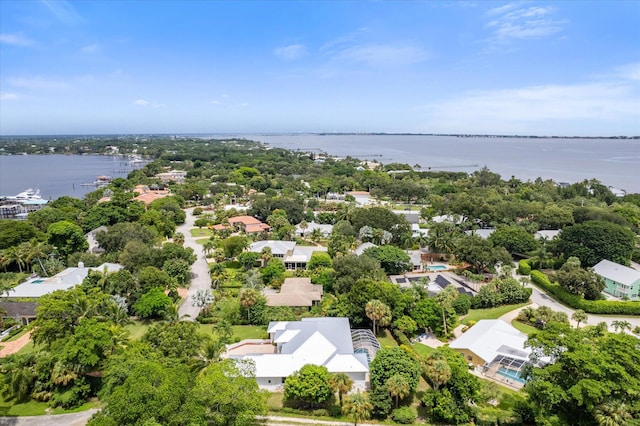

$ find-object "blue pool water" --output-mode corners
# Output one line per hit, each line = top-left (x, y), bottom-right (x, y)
(497, 367), (526, 384)
(31, 279), (44, 284)
(427, 265), (447, 271)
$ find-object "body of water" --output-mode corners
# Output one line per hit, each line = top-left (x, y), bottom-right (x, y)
(0, 136), (638, 200)
(237, 134), (640, 193)
(0, 154), (140, 200)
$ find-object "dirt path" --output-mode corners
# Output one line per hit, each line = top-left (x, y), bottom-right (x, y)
(0, 331), (32, 358)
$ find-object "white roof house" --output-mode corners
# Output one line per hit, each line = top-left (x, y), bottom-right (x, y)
(296, 222), (333, 237)
(354, 242), (377, 256)
(465, 228), (495, 240)
(593, 259), (640, 300)
(249, 241), (328, 270)
(5, 263), (123, 298)
(535, 230), (561, 240)
(231, 317), (370, 390)
(450, 320), (535, 388)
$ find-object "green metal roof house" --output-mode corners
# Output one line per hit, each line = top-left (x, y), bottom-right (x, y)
(592, 259), (640, 301)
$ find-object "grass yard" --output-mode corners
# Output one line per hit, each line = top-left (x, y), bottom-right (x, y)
(194, 238), (210, 245)
(189, 228), (213, 238)
(15, 340), (35, 356)
(0, 393), (100, 417)
(125, 321), (267, 341)
(376, 329), (398, 348)
(511, 320), (539, 335)
(411, 342), (436, 357)
(461, 302), (531, 325)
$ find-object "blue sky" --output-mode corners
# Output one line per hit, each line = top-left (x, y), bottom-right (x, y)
(1, 0), (639, 136)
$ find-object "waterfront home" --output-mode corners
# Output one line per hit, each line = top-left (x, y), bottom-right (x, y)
(592, 259), (640, 300)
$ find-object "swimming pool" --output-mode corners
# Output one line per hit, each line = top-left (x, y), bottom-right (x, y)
(427, 265), (447, 271)
(497, 367), (526, 384)
(31, 279), (45, 284)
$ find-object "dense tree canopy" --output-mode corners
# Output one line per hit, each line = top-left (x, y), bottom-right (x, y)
(557, 220), (636, 266)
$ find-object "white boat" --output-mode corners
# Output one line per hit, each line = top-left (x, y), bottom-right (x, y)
(9, 188), (42, 201)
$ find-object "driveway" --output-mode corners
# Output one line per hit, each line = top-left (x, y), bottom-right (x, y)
(177, 207), (212, 321)
(0, 409), (99, 426)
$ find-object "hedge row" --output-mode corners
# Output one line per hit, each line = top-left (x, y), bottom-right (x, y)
(517, 259), (531, 275)
(530, 270), (640, 315)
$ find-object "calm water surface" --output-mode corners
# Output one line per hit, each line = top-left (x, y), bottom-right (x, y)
(1, 136), (638, 199)
(240, 135), (640, 193)
(0, 155), (138, 200)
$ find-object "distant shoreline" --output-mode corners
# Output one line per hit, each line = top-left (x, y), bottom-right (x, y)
(1, 133), (638, 140)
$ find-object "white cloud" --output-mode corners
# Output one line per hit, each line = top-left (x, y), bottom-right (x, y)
(8, 76), (69, 90)
(133, 99), (149, 106)
(420, 67), (640, 135)
(484, 3), (566, 49)
(40, 0), (84, 24)
(0, 33), (34, 46)
(334, 43), (428, 67)
(274, 43), (307, 60)
(616, 62), (640, 81)
(80, 44), (100, 53)
(0, 92), (19, 100)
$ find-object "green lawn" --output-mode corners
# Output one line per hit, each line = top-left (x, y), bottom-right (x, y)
(412, 342), (436, 357)
(189, 228), (213, 238)
(2, 327), (29, 343)
(461, 302), (531, 325)
(511, 320), (539, 335)
(15, 340), (35, 356)
(194, 238), (210, 245)
(376, 329), (398, 348)
(126, 321), (267, 341)
(0, 394), (100, 417)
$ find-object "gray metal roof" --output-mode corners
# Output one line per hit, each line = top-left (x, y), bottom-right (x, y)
(593, 259), (640, 286)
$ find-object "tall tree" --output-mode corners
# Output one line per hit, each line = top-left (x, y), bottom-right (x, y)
(365, 299), (391, 335)
(386, 373), (410, 408)
(434, 286), (458, 336)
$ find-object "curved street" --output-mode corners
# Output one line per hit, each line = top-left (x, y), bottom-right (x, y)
(177, 207), (212, 321)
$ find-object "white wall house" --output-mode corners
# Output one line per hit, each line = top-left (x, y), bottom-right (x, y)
(229, 317), (373, 390)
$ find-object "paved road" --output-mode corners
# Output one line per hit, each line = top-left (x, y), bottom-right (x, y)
(511, 264), (640, 331)
(0, 409), (99, 426)
(177, 207), (212, 321)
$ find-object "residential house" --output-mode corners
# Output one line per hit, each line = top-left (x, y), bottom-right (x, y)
(264, 277), (323, 307)
(296, 222), (333, 238)
(534, 230), (560, 240)
(3, 263), (123, 299)
(592, 259), (640, 300)
(154, 169), (187, 183)
(227, 317), (374, 390)
(227, 215), (271, 234)
(249, 240), (327, 270)
(450, 320), (537, 388)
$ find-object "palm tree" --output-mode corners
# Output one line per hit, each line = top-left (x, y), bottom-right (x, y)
(365, 299), (390, 335)
(299, 220), (309, 238)
(0, 353), (37, 401)
(1, 246), (26, 273)
(172, 232), (185, 245)
(571, 309), (588, 329)
(260, 247), (273, 266)
(386, 373), (410, 407)
(611, 320), (631, 333)
(25, 239), (50, 276)
(594, 399), (632, 426)
(422, 353), (451, 391)
(329, 372), (353, 406)
(202, 239), (216, 257)
(310, 228), (323, 243)
(238, 288), (259, 323)
(531, 236), (551, 269)
(434, 285), (457, 336)
(342, 392), (373, 426)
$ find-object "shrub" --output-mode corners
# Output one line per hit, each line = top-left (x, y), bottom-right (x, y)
(517, 259), (531, 275)
(193, 207), (203, 215)
(392, 406), (417, 424)
(530, 270), (640, 315)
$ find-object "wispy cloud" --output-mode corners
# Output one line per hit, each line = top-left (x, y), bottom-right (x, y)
(333, 43), (428, 67)
(8, 76), (70, 90)
(274, 43), (307, 60)
(133, 99), (164, 108)
(420, 65), (640, 135)
(40, 0), (84, 24)
(484, 3), (566, 50)
(0, 33), (34, 46)
(80, 44), (100, 54)
(0, 93), (19, 101)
